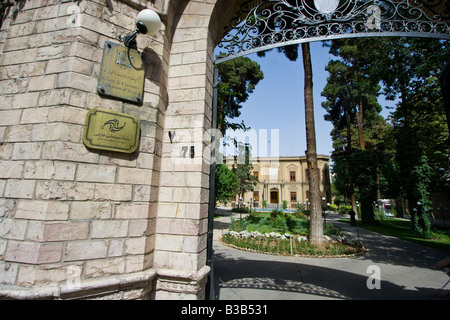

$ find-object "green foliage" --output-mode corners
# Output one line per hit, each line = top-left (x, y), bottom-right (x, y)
(221, 230), (364, 257)
(231, 207), (251, 214)
(229, 211), (310, 236)
(323, 37), (450, 232)
(329, 204), (338, 212)
(350, 149), (378, 224)
(232, 143), (258, 198)
(338, 205), (352, 215)
(214, 164), (239, 206)
(216, 56), (264, 135)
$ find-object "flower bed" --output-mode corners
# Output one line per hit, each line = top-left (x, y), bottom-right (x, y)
(220, 211), (366, 257)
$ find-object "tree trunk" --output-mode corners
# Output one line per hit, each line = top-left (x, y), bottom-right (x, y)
(356, 71), (366, 150)
(302, 43), (323, 245)
(345, 106), (358, 219)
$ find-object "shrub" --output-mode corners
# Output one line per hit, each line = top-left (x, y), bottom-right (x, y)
(339, 205), (352, 215)
(231, 207), (250, 214)
(230, 217), (247, 232)
(324, 223), (341, 236)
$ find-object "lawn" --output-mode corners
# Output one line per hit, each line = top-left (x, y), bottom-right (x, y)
(341, 218), (450, 253)
(222, 210), (365, 257)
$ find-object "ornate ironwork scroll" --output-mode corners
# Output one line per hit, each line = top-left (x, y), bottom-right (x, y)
(216, 0), (450, 64)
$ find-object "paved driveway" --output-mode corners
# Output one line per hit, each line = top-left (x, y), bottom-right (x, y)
(211, 211), (450, 300)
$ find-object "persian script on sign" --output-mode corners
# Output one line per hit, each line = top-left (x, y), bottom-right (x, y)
(82, 108), (140, 154)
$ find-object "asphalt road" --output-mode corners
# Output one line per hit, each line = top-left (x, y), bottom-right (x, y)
(211, 210), (450, 300)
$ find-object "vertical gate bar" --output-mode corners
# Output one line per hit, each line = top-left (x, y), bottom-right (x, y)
(206, 67), (219, 300)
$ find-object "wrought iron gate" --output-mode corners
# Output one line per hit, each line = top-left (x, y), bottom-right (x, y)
(216, 0), (450, 64)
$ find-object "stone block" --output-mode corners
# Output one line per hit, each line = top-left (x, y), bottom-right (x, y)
(125, 237), (153, 255)
(35, 181), (95, 201)
(115, 203), (150, 219)
(0, 261), (18, 285)
(15, 199), (70, 221)
(5, 241), (62, 264)
(42, 141), (99, 163)
(0, 218), (27, 240)
(4, 125), (32, 142)
(56, 71), (97, 93)
(116, 167), (153, 185)
(0, 109), (22, 126)
(91, 220), (129, 239)
(70, 201), (112, 220)
(21, 107), (49, 124)
(4, 179), (36, 199)
(129, 219), (154, 237)
(24, 160), (76, 180)
(0, 160), (24, 178)
(156, 218), (207, 236)
(85, 257), (126, 278)
(12, 92), (40, 109)
(31, 123), (82, 142)
(45, 57), (93, 75)
(27, 221), (89, 242)
(76, 163), (116, 183)
(64, 240), (108, 261)
(28, 74), (56, 92)
(11, 142), (43, 160)
(94, 183), (132, 201)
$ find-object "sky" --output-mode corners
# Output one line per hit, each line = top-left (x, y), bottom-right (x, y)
(220, 41), (394, 159)
(221, 41), (336, 158)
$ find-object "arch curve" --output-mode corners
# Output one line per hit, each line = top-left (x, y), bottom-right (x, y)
(215, 0), (450, 64)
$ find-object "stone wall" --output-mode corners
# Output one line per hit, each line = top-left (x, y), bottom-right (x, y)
(0, 0), (245, 300)
(0, 0), (167, 299)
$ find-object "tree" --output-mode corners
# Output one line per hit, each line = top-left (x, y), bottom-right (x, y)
(232, 143), (258, 202)
(378, 38), (450, 236)
(258, 41), (324, 243)
(214, 57), (263, 208)
(302, 42), (323, 244)
(321, 38), (385, 224)
(216, 56), (264, 135)
(215, 164), (240, 206)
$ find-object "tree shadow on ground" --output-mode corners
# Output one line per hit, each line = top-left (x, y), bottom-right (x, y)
(213, 252), (450, 300)
(213, 214), (450, 300)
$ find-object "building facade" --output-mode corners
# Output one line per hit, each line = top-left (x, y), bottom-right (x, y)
(222, 156), (331, 210)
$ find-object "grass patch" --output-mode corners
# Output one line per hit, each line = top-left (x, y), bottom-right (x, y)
(220, 233), (364, 257)
(341, 218), (450, 253)
(222, 210), (365, 257)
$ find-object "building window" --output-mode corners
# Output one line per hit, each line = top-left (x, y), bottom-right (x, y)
(305, 169), (309, 182)
(253, 191), (259, 202)
(290, 171), (296, 182)
(290, 192), (297, 202)
(253, 171), (259, 180)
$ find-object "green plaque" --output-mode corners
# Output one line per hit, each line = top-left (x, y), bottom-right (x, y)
(97, 41), (145, 105)
(83, 108), (140, 153)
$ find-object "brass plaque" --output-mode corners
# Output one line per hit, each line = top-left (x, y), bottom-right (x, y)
(97, 41), (145, 104)
(83, 108), (140, 153)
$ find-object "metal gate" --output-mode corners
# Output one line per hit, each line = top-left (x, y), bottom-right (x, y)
(216, 0), (450, 64)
